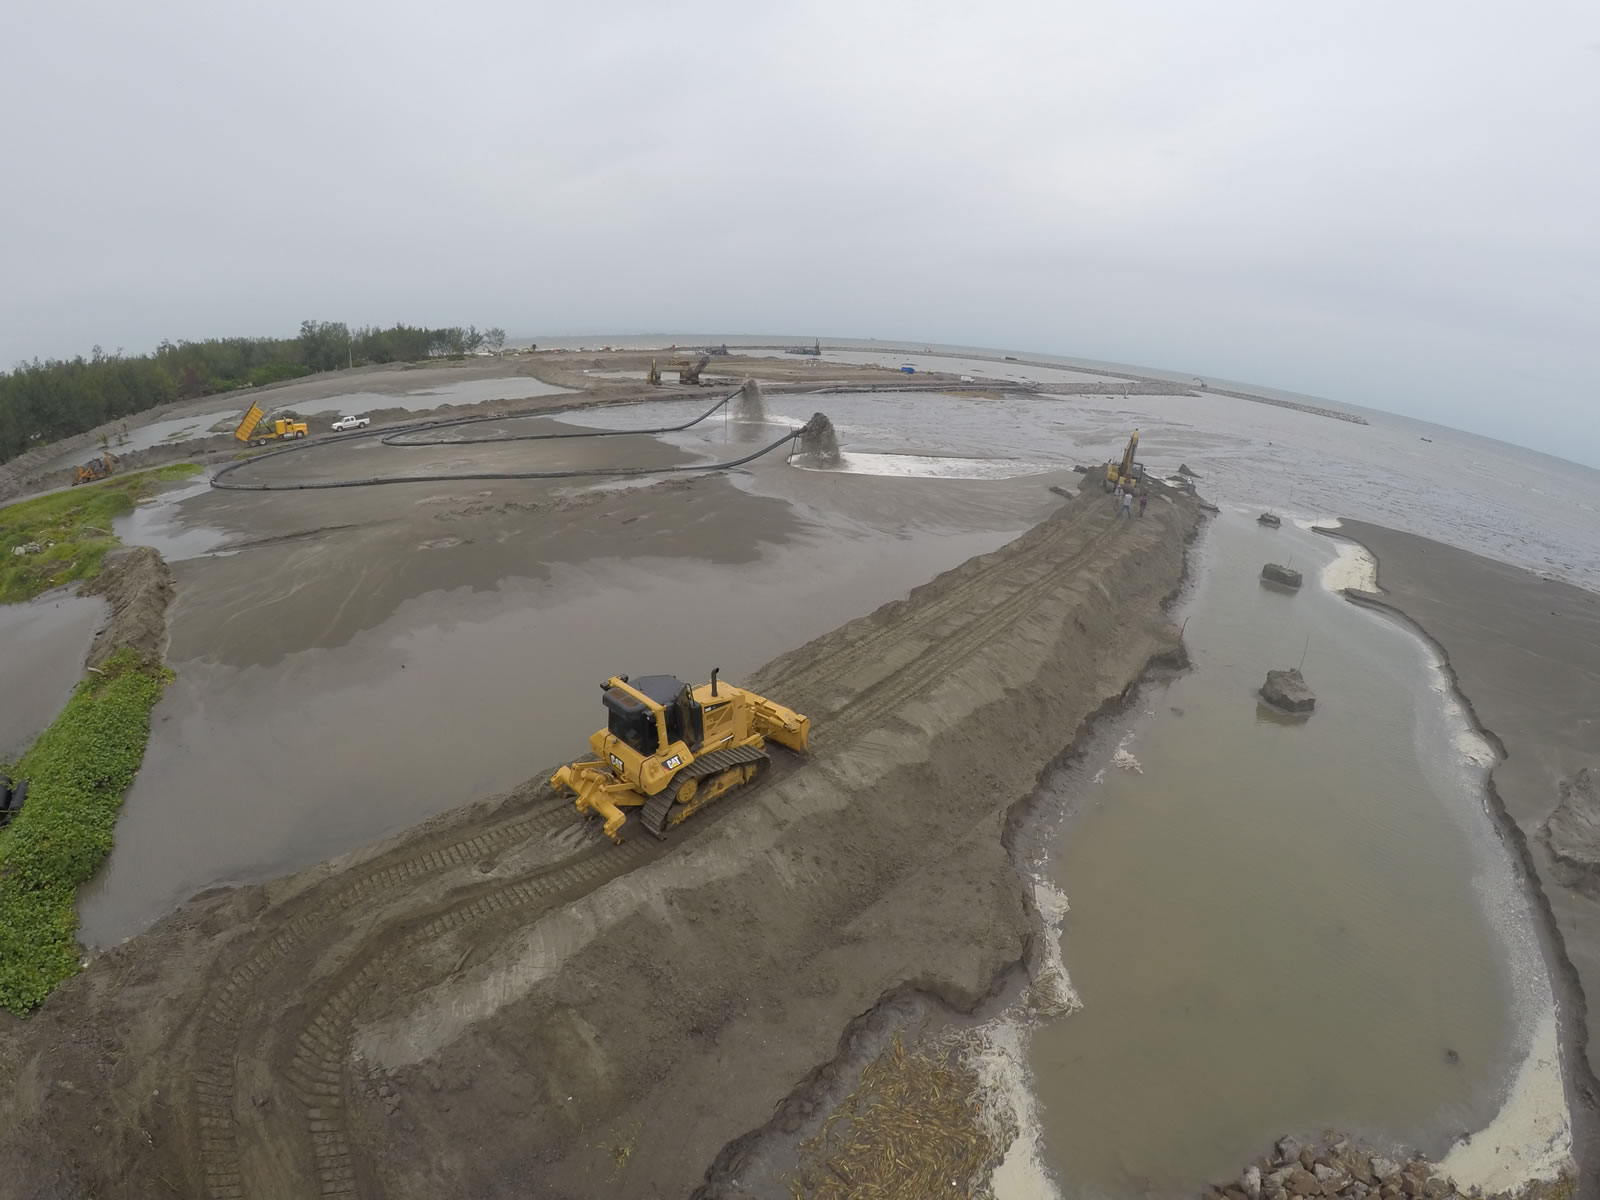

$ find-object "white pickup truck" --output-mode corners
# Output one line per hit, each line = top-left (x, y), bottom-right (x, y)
(331, 415), (370, 432)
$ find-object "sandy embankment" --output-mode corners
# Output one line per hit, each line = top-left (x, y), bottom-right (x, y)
(1329, 520), (1600, 1193)
(0, 476), (1198, 1199)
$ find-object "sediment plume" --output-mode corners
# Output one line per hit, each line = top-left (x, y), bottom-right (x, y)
(797, 411), (843, 466)
(734, 378), (766, 422)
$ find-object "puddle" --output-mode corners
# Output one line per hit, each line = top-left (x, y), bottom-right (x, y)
(1012, 516), (1540, 1196)
(112, 478), (231, 561)
(0, 590), (106, 758)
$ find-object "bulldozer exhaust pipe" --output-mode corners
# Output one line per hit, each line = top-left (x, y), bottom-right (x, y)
(711, 667), (720, 697)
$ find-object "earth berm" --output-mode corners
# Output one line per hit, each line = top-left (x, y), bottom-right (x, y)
(0, 478), (1199, 1199)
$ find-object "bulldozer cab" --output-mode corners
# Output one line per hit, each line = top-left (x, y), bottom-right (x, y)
(602, 675), (703, 756)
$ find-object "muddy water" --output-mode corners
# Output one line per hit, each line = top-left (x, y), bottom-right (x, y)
(78, 457), (1052, 944)
(0, 591), (105, 758)
(1023, 516), (1531, 1197)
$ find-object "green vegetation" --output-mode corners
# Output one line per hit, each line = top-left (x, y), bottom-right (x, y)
(0, 320), (509, 463)
(0, 647), (172, 1013)
(0, 463), (200, 604)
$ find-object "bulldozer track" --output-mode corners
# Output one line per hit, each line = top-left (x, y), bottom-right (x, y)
(793, 512), (1124, 749)
(285, 836), (656, 1199)
(644, 745), (770, 837)
(770, 501), (1110, 708)
(188, 496), (1146, 1200)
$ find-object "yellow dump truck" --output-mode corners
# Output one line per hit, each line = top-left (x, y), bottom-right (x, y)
(553, 671), (809, 841)
(234, 402), (308, 446)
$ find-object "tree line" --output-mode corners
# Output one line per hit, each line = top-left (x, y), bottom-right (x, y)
(0, 321), (509, 464)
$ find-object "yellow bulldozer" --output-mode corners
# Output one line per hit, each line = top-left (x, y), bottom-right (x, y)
(71, 451), (120, 486)
(553, 670), (810, 842)
(234, 401), (308, 446)
(1104, 429), (1146, 492)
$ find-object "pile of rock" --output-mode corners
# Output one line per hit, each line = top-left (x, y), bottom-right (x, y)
(1207, 1135), (1464, 1200)
(1260, 668), (1316, 713)
(1261, 562), (1303, 589)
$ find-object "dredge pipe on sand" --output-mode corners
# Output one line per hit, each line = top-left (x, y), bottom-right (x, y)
(210, 386), (797, 491)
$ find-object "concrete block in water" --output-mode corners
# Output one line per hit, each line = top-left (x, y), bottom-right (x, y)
(1260, 668), (1315, 713)
(1260, 562), (1301, 589)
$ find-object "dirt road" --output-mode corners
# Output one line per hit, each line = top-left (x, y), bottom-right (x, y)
(0, 467), (1197, 1200)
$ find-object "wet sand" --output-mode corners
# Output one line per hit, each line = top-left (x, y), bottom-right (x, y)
(1330, 519), (1600, 1186)
(0, 591), (105, 758)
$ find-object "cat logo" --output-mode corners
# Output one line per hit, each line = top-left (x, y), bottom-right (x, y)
(610, 754), (625, 772)
(663, 754), (683, 770)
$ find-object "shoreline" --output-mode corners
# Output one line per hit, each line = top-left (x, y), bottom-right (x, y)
(1325, 523), (1598, 1197)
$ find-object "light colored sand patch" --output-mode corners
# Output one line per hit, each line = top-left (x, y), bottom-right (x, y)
(1027, 878), (1083, 1018)
(1439, 1007), (1573, 1191)
(1111, 731), (1143, 774)
(792, 452), (1054, 480)
(1426, 664), (1499, 769)
(969, 1021), (1063, 1200)
(1321, 539), (1380, 593)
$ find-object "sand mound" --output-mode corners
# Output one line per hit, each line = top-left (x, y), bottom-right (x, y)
(80, 546), (173, 666)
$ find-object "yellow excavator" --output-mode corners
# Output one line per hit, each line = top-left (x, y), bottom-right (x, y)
(1104, 430), (1145, 492)
(646, 355), (711, 386)
(234, 401), (308, 446)
(553, 670), (810, 842)
(71, 451), (120, 486)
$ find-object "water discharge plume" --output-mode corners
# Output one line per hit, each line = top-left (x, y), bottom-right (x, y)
(796, 411), (843, 466)
(734, 377), (767, 422)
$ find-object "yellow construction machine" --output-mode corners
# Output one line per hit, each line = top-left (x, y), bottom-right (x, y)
(646, 354), (711, 386)
(553, 670), (810, 842)
(71, 451), (120, 486)
(1104, 430), (1146, 492)
(234, 401), (309, 446)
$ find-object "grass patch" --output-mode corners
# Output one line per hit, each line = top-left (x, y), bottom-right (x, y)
(0, 647), (173, 1013)
(0, 463), (200, 604)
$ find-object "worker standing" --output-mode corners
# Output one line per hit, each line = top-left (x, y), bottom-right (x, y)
(1138, 491), (1148, 518)
(1120, 490), (1133, 519)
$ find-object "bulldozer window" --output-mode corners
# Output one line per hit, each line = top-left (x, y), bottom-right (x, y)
(607, 706), (656, 755)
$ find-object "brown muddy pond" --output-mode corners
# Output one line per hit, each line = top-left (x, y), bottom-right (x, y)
(1022, 515), (1540, 1197)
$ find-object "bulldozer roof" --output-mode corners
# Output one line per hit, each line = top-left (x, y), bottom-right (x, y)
(631, 675), (687, 704)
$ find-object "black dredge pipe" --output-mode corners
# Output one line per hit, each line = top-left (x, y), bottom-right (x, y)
(210, 388), (799, 492)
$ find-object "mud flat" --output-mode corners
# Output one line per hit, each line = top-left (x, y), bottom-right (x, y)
(0, 476), (1198, 1198)
(1329, 519), (1600, 1187)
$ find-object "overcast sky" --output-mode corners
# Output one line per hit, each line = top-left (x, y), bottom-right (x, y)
(3, 2), (1596, 465)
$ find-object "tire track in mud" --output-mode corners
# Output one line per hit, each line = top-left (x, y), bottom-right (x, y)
(192, 495), (1146, 1200)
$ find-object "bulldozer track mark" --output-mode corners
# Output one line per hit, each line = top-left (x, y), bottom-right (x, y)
(193, 797), (580, 1198)
(286, 838), (658, 1198)
(804, 514), (1128, 749)
(771, 504), (1119, 719)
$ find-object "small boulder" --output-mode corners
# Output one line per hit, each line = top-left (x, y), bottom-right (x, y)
(1261, 562), (1303, 589)
(1370, 1157), (1401, 1181)
(1261, 668), (1316, 713)
(1243, 1165), (1263, 1200)
(1288, 1168), (1321, 1195)
(1275, 1137), (1304, 1165)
